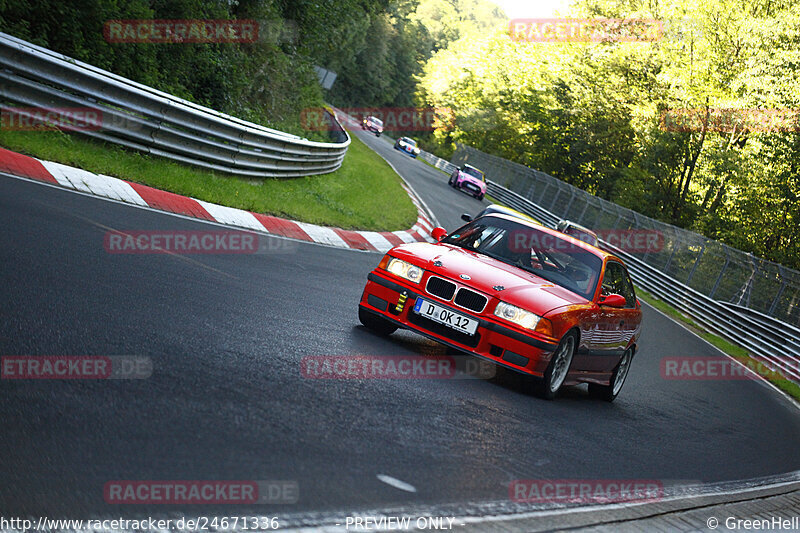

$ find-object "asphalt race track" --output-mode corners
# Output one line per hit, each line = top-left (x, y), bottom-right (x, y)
(2, 128), (800, 521)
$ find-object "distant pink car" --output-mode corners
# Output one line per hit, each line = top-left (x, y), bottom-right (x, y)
(448, 164), (487, 201)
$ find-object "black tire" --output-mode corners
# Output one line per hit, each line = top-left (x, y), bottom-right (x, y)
(358, 307), (397, 336)
(477, 193), (484, 201)
(448, 175), (454, 187)
(589, 347), (633, 402)
(376, 132), (382, 137)
(533, 331), (577, 400)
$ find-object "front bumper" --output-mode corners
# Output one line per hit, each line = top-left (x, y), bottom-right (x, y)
(457, 181), (484, 197)
(359, 271), (558, 376)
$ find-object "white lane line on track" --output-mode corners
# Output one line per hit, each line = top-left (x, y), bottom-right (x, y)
(639, 299), (800, 412)
(376, 474), (417, 493)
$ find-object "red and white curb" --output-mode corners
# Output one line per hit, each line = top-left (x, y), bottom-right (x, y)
(0, 147), (436, 252)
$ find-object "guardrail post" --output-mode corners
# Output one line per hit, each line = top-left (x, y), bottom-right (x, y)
(709, 252), (730, 299)
(686, 241), (706, 285)
(548, 188), (561, 212)
(769, 278), (787, 316)
(563, 190), (576, 216)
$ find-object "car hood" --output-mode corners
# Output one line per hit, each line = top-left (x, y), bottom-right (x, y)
(390, 243), (589, 315)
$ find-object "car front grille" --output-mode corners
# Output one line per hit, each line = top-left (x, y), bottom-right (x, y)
(454, 288), (488, 313)
(463, 183), (480, 193)
(426, 276), (457, 300)
(426, 276), (487, 313)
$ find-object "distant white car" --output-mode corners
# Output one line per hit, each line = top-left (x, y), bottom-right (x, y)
(394, 137), (420, 157)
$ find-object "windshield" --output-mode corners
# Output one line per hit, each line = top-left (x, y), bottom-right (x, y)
(370, 117), (383, 126)
(444, 216), (602, 299)
(463, 166), (485, 180)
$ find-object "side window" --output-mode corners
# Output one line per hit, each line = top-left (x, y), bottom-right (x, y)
(602, 262), (636, 308)
(623, 271), (637, 308)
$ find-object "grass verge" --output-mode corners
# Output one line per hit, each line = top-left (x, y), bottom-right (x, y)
(637, 289), (800, 402)
(0, 129), (418, 231)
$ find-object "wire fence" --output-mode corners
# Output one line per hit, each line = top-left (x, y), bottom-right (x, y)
(451, 144), (800, 328)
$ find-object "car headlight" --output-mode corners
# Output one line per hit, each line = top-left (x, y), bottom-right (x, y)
(494, 301), (541, 330)
(413, 148), (420, 154)
(385, 257), (423, 284)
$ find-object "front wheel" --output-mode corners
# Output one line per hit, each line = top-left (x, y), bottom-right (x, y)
(589, 347), (633, 402)
(477, 193), (484, 201)
(534, 331), (576, 400)
(359, 307), (397, 336)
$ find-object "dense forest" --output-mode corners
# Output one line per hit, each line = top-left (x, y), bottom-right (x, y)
(1, 0), (798, 270)
(416, 0), (800, 270)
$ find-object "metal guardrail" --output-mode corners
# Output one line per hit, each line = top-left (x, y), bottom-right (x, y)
(418, 150), (457, 174)
(0, 32), (349, 178)
(418, 148), (800, 383)
(453, 146), (800, 328)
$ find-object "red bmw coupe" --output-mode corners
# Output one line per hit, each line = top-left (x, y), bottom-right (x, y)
(358, 214), (642, 400)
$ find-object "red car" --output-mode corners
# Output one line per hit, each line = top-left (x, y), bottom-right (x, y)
(358, 214), (642, 401)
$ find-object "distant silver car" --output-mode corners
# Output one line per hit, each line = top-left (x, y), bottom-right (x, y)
(362, 116), (383, 136)
(461, 204), (542, 225)
(556, 220), (599, 247)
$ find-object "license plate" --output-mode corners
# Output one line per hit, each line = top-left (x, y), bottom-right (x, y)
(413, 297), (479, 335)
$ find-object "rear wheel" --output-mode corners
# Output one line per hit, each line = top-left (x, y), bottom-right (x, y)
(589, 348), (632, 402)
(534, 331), (576, 400)
(358, 307), (397, 336)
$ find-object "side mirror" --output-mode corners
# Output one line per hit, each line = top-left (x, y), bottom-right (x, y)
(599, 293), (627, 308)
(431, 227), (448, 242)
(461, 213), (473, 222)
